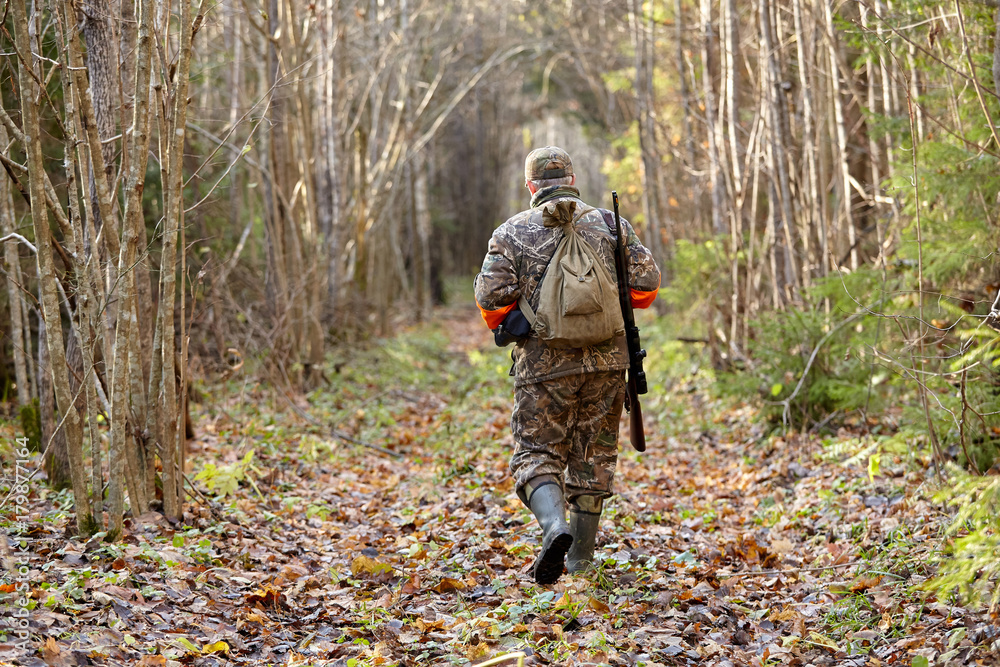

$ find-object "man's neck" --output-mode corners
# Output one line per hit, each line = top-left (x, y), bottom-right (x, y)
(530, 185), (580, 209)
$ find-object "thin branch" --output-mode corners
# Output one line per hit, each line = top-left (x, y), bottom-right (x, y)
(0, 233), (37, 253)
(183, 110), (269, 214)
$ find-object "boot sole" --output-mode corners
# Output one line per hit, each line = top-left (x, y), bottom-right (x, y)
(533, 532), (573, 585)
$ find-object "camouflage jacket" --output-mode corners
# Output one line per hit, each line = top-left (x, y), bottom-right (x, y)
(474, 186), (661, 386)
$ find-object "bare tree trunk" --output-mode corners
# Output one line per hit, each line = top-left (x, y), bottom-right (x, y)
(109, 0), (154, 539)
(322, 0), (344, 324)
(262, 0), (297, 371)
(13, 0), (91, 533)
(288, 0), (326, 389)
(120, 0), (136, 116)
(993, 8), (1000, 96)
(862, 4), (882, 230)
(632, 0), (665, 261)
(877, 0), (895, 181)
(81, 0), (120, 234)
(0, 125), (32, 407)
(744, 108), (764, 337)
(907, 41), (924, 141)
(723, 0), (741, 194)
(37, 322), (62, 477)
(793, 0), (820, 282)
(823, 0), (855, 271)
(125, 305), (150, 513)
(56, 1), (107, 527)
(675, 0), (703, 232)
(722, 0), (741, 349)
(414, 155), (432, 315)
(157, 0), (200, 519)
(760, 0), (798, 298)
(700, 0), (725, 236)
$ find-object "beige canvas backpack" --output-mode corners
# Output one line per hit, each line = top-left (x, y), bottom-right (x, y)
(518, 200), (624, 348)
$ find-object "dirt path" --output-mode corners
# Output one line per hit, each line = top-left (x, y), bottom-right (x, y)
(6, 305), (996, 666)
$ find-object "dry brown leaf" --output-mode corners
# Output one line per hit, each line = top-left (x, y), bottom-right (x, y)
(246, 584), (284, 608)
(588, 597), (611, 613)
(202, 641), (229, 655)
(464, 642), (490, 661)
(850, 575), (884, 593)
(350, 554), (393, 578)
(554, 591), (574, 609)
(42, 637), (61, 666)
(136, 656), (167, 667)
(433, 577), (466, 593)
(807, 631), (839, 652)
(771, 607), (802, 622)
(413, 617), (449, 632)
(771, 538), (794, 554)
(400, 575), (421, 595)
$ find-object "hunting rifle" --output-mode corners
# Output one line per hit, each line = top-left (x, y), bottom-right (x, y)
(611, 191), (647, 452)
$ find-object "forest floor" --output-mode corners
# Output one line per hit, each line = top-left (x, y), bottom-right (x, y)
(4, 303), (1000, 667)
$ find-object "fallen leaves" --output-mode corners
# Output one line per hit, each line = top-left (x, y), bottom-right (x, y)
(6, 308), (999, 666)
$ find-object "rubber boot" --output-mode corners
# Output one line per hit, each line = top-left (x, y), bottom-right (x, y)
(524, 479), (573, 585)
(566, 495), (603, 574)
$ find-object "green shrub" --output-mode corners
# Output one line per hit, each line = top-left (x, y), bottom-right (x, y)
(716, 270), (887, 431)
(927, 472), (1000, 612)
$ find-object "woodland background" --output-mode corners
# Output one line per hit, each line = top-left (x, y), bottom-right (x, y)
(3, 0), (1000, 663)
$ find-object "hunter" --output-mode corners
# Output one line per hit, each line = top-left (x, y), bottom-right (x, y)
(474, 146), (660, 584)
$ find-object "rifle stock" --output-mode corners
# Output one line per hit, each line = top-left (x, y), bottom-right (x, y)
(611, 191), (648, 452)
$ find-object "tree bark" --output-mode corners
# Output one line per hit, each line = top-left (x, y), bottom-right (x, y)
(56, 1), (107, 527)
(0, 125), (32, 407)
(633, 0), (666, 260)
(824, 0), (856, 270)
(13, 0), (91, 533)
(700, 0), (725, 236)
(675, 0), (703, 233)
(81, 0), (120, 236)
(156, 0), (199, 520)
(993, 8), (1000, 96)
(793, 0), (820, 281)
(109, 0), (154, 539)
(760, 0), (799, 297)
(722, 0), (741, 349)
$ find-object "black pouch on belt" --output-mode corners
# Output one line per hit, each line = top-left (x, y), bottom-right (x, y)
(492, 307), (531, 347)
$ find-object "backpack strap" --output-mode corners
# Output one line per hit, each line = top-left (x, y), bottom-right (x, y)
(517, 293), (536, 325)
(517, 205), (595, 327)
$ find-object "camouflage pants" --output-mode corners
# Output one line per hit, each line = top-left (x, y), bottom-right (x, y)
(510, 370), (626, 502)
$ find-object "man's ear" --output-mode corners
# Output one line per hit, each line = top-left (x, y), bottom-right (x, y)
(570, 174), (576, 186)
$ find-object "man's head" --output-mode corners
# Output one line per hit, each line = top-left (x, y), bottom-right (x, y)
(524, 146), (575, 194)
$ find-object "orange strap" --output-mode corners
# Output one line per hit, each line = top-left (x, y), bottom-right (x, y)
(478, 301), (516, 329)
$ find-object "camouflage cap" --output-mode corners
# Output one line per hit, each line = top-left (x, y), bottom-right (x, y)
(524, 146), (574, 181)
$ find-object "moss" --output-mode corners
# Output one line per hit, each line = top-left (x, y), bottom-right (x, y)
(18, 398), (42, 453)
